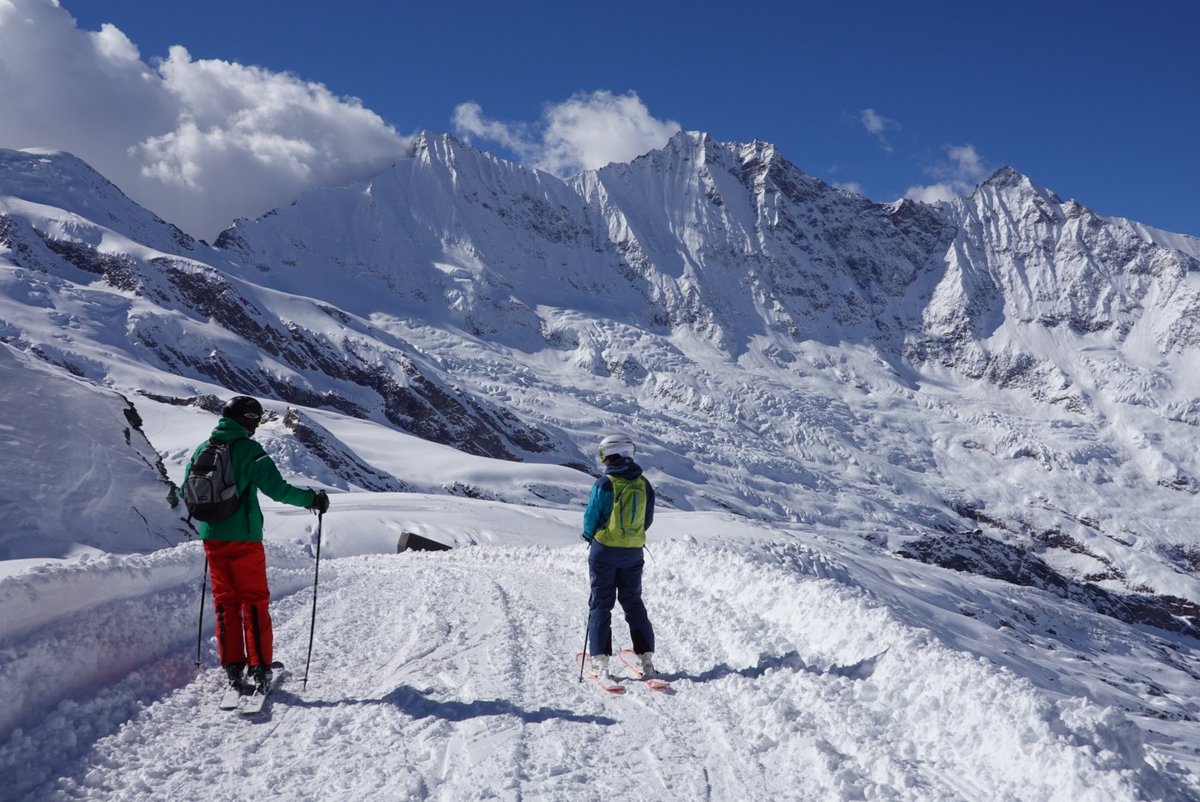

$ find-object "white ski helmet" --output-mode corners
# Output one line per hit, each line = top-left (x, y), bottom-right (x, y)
(597, 434), (635, 461)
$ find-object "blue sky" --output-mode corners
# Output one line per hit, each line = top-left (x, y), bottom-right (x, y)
(2, 0), (1196, 239)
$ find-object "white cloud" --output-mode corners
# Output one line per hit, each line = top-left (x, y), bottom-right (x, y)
(452, 102), (533, 157)
(860, 108), (895, 152)
(90, 22), (140, 63)
(452, 90), (681, 176)
(939, 145), (987, 183)
(904, 183), (960, 205)
(861, 109), (885, 136)
(904, 144), (990, 205)
(0, 0), (410, 239)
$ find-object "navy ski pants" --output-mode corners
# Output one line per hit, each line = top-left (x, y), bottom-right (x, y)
(587, 540), (655, 656)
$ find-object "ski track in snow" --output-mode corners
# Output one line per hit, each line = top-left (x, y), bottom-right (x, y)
(3, 541), (1193, 802)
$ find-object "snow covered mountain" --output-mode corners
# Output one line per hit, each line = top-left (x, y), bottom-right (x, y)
(207, 131), (1200, 613)
(6, 130), (1200, 614)
(3, 132), (1200, 799)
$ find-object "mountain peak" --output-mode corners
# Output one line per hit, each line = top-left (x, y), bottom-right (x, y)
(981, 165), (1030, 190)
(0, 148), (196, 250)
(976, 165), (1064, 207)
(409, 130), (435, 157)
(2, 148), (117, 201)
(671, 130), (711, 146)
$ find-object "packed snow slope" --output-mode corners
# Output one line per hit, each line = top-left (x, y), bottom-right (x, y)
(2, 499), (1198, 801)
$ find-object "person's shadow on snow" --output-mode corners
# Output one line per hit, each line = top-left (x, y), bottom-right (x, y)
(659, 649), (885, 684)
(273, 685), (617, 726)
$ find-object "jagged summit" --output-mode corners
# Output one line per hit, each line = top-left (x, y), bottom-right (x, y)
(202, 131), (1200, 370)
(407, 128), (528, 174)
(974, 164), (1065, 206)
(980, 164), (1028, 189)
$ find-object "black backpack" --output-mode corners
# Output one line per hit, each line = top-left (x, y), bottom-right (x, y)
(183, 439), (243, 522)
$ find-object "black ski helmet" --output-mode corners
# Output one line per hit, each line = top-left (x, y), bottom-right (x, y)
(221, 395), (264, 429)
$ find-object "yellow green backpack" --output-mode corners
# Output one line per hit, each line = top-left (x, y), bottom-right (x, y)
(597, 475), (648, 548)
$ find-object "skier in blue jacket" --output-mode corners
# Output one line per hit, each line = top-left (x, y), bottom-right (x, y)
(582, 434), (657, 678)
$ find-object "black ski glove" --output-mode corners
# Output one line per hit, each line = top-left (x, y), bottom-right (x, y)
(309, 489), (330, 514)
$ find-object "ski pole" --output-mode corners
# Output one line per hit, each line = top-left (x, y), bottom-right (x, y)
(302, 510), (324, 691)
(194, 554), (209, 668)
(579, 537), (591, 682)
(578, 618), (589, 683)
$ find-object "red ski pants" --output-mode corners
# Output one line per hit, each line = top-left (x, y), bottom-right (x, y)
(204, 540), (273, 669)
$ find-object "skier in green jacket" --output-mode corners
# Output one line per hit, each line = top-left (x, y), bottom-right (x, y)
(184, 396), (329, 692)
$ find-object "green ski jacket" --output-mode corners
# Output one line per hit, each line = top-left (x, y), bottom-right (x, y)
(183, 417), (316, 542)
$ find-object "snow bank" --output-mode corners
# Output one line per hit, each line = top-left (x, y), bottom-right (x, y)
(0, 541), (315, 740)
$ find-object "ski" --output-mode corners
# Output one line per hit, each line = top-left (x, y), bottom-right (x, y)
(618, 649), (673, 693)
(574, 653), (626, 694)
(218, 682), (245, 710)
(239, 662), (286, 716)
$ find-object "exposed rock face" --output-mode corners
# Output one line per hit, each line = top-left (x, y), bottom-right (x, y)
(898, 531), (1200, 638)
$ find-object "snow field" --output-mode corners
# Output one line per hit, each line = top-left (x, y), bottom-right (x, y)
(648, 542), (1167, 802)
(4, 537), (1184, 800)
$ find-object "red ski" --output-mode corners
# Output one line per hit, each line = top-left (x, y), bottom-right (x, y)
(574, 653), (626, 694)
(618, 649), (674, 693)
